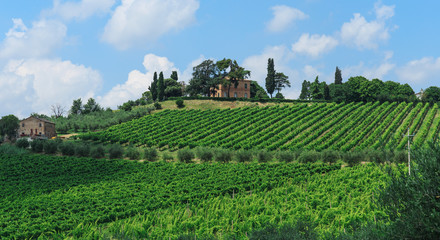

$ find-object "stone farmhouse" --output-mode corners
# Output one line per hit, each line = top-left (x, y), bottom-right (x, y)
(210, 79), (252, 98)
(19, 116), (57, 139)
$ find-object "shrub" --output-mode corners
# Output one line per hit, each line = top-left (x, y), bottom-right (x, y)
(235, 149), (253, 163)
(154, 102), (162, 110)
(393, 150), (407, 164)
(177, 148), (194, 163)
(176, 99), (185, 108)
(144, 147), (158, 161)
(195, 147), (214, 162)
(214, 148), (233, 163)
(0, 143), (28, 155)
(16, 138), (30, 149)
(298, 151), (320, 163)
(30, 140), (44, 153)
(257, 150), (272, 163)
(59, 142), (75, 156)
(91, 145), (105, 158)
(162, 152), (174, 161)
(367, 150), (385, 164)
(109, 144), (124, 159)
(343, 151), (362, 167)
(126, 147), (140, 160)
(321, 149), (339, 165)
(75, 144), (90, 157)
(43, 140), (58, 154)
(276, 151), (294, 163)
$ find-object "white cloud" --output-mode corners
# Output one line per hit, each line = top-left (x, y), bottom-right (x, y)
(266, 5), (308, 32)
(181, 55), (207, 84)
(303, 65), (321, 81)
(344, 52), (395, 80)
(45, 0), (116, 21)
(340, 2), (395, 50)
(0, 19), (66, 60)
(396, 57), (440, 85)
(99, 54), (179, 108)
(102, 0), (199, 50)
(0, 59), (102, 118)
(292, 33), (338, 57)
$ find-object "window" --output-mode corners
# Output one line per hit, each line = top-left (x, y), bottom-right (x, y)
(234, 92), (237, 98)
(224, 92), (227, 97)
(22, 123), (24, 127)
(217, 93), (219, 97)
(245, 83), (248, 89)
(244, 93), (248, 98)
(39, 123), (42, 127)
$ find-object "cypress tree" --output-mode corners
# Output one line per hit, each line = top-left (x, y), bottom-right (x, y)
(299, 80), (311, 100)
(158, 72), (165, 101)
(265, 58), (276, 98)
(170, 71), (178, 81)
(323, 82), (331, 100)
(335, 66), (342, 85)
(150, 72), (158, 101)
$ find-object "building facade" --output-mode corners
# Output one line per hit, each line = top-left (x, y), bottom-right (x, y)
(19, 116), (57, 139)
(210, 79), (252, 98)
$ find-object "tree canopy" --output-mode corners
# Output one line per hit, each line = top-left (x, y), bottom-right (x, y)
(0, 115), (19, 140)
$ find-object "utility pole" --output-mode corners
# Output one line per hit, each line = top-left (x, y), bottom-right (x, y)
(404, 128), (415, 175)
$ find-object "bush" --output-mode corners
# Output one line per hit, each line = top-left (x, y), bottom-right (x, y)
(177, 148), (194, 163)
(91, 145), (105, 158)
(235, 149), (253, 163)
(0, 143), (28, 155)
(154, 102), (162, 110)
(393, 150), (407, 164)
(195, 147), (214, 162)
(30, 140), (44, 153)
(16, 138), (30, 149)
(144, 147), (158, 161)
(343, 151), (362, 167)
(214, 148), (233, 163)
(109, 144), (124, 159)
(43, 140), (58, 154)
(321, 149), (339, 165)
(126, 147), (140, 160)
(162, 152), (174, 162)
(59, 142), (75, 156)
(75, 144), (90, 157)
(276, 151), (294, 163)
(176, 99), (185, 108)
(257, 150), (272, 163)
(298, 151), (320, 163)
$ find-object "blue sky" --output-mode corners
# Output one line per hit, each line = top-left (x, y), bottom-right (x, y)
(1, 0), (440, 118)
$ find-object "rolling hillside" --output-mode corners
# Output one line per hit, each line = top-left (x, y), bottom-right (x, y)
(82, 101), (440, 151)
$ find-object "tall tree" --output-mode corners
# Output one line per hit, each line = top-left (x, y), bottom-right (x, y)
(149, 72), (158, 101)
(335, 66), (342, 85)
(265, 58), (276, 98)
(187, 59), (217, 96)
(217, 59), (250, 97)
(51, 104), (65, 118)
(299, 80), (311, 100)
(250, 81), (268, 98)
(69, 98), (83, 115)
(323, 82), (331, 100)
(0, 114), (19, 141)
(83, 98), (102, 114)
(158, 72), (165, 101)
(274, 72), (290, 94)
(170, 71), (178, 81)
(310, 76), (323, 100)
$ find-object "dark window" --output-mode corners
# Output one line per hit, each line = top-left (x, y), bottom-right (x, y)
(245, 83), (248, 89)
(22, 123), (24, 127)
(39, 123), (42, 127)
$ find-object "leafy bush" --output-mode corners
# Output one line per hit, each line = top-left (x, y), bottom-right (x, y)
(30, 140), (44, 153)
(59, 142), (75, 156)
(343, 151), (362, 167)
(195, 147), (214, 162)
(235, 149), (253, 163)
(91, 145), (105, 158)
(176, 99), (185, 108)
(162, 152), (174, 162)
(177, 148), (194, 163)
(393, 150), (407, 164)
(43, 140), (58, 154)
(75, 144), (90, 157)
(257, 150), (272, 163)
(276, 151), (294, 163)
(125, 147), (140, 160)
(321, 149), (339, 165)
(109, 144), (124, 159)
(0, 143), (28, 155)
(154, 102), (162, 110)
(298, 151), (319, 163)
(16, 138), (30, 149)
(144, 147), (158, 161)
(214, 148), (233, 163)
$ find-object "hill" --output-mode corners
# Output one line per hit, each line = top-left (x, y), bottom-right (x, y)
(82, 101), (440, 151)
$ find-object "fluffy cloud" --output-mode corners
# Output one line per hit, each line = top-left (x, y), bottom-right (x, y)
(45, 0), (115, 21)
(99, 54), (179, 108)
(344, 52), (395, 80)
(0, 19), (66, 60)
(340, 3), (395, 50)
(292, 33), (338, 58)
(396, 57), (440, 86)
(266, 5), (308, 32)
(102, 0), (199, 50)
(0, 59), (102, 118)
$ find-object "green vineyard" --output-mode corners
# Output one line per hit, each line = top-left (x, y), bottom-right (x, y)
(82, 101), (440, 151)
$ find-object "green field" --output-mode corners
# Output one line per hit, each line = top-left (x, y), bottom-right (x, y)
(0, 153), (389, 239)
(82, 101), (440, 151)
